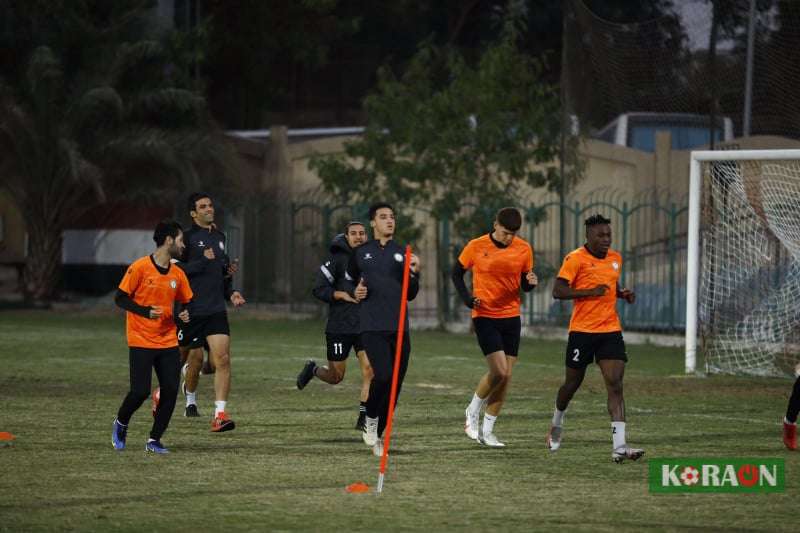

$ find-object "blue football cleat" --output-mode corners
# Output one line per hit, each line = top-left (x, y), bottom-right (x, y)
(111, 419), (127, 451)
(145, 439), (169, 454)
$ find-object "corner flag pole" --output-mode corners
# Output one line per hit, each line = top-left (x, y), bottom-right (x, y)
(376, 245), (412, 494)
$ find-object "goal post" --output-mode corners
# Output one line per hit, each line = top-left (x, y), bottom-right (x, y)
(686, 149), (800, 375)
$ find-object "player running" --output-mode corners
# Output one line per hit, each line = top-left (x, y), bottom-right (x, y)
(545, 214), (642, 463)
(347, 203), (420, 456)
(111, 220), (193, 454)
(296, 221), (374, 430)
(175, 193), (245, 432)
(453, 207), (537, 447)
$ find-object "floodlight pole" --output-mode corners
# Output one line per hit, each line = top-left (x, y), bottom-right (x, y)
(742, 0), (757, 137)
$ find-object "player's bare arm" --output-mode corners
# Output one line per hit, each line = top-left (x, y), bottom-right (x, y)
(552, 278), (608, 299)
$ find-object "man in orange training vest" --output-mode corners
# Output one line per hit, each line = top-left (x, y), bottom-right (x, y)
(453, 207), (537, 448)
(111, 220), (193, 454)
(545, 213), (642, 463)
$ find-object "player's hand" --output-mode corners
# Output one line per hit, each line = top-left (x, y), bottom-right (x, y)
(230, 291), (246, 307)
(588, 284), (609, 297)
(227, 258), (239, 276)
(335, 290), (359, 303)
(354, 278), (368, 301)
(204, 247), (215, 260)
(178, 309), (190, 323)
(469, 296), (481, 309)
(618, 287), (635, 304)
(149, 306), (163, 319)
(526, 270), (538, 286)
(410, 254), (420, 273)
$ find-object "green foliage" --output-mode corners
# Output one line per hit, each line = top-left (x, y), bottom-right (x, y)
(310, 11), (581, 246)
(0, 1), (237, 301)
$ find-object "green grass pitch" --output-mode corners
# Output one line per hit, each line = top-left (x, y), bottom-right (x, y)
(0, 310), (796, 531)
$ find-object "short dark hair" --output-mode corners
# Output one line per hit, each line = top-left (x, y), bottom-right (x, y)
(495, 207), (522, 232)
(187, 192), (211, 213)
(368, 202), (394, 220)
(345, 220), (365, 232)
(584, 214), (611, 227)
(153, 220), (183, 246)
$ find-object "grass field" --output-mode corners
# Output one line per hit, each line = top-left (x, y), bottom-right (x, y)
(0, 310), (796, 531)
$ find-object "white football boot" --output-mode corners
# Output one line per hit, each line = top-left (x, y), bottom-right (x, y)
(612, 446), (645, 463)
(478, 428), (506, 448)
(362, 416), (379, 446)
(546, 425), (562, 452)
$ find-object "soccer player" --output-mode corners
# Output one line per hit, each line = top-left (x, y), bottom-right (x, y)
(176, 193), (245, 431)
(545, 214), (643, 463)
(111, 220), (193, 454)
(296, 222), (374, 430)
(781, 363), (800, 450)
(453, 207), (537, 447)
(347, 202), (420, 456)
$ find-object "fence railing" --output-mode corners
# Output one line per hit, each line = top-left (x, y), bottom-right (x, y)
(225, 191), (689, 332)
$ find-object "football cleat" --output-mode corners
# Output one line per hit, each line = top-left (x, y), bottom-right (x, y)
(478, 429), (506, 448)
(362, 416), (379, 446)
(145, 439), (169, 454)
(546, 425), (562, 452)
(612, 446), (645, 463)
(783, 420), (797, 450)
(296, 360), (317, 390)
(184, 404), (200, 418)
(211, 411), (235, 432)
(464, 407), (479, 441)
(151, 387), (160, 418)
(111, 419), (127, 451)
(372, 439), (384, 457)
(355, 411), (366, 431)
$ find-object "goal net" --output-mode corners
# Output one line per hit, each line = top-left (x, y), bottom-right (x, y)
(686, 150), (800, 376)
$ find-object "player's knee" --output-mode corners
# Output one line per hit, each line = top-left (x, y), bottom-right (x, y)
(606, 378), (623, 395)
(213, 352), (231, 369)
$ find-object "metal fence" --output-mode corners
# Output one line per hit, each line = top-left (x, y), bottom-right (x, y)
(223, 189), (689, 332)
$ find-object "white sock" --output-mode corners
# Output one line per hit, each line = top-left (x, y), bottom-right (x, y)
(552, 407), (566, 427)
(215, 400), (226, 416)
(468, 393), (486, 414)
(483, 414), (497, 435)
(612, 421), (626, 450)
(186, 391), (197, 406)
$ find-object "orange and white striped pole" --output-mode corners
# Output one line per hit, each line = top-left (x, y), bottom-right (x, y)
(376, 245), (412, 494)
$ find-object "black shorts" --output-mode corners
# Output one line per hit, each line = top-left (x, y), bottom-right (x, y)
(326, 333), (364, 362)
(177, 312), (230, 349)
(565, 331), (627, 369)
(473, 316), (521, 356)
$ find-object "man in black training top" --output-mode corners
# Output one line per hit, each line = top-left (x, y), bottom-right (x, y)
(296, 221), (374, 431)
(176, 193), (245, 432)
(347, 202), (421, 456)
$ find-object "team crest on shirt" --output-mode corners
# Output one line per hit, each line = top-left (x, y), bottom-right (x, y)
(219, 241), (224, 250)
(612, 261), (619, 270)
(170, 279), (177, 289)
(394, 253), (403, 262)
(364, 253), (373, 260)
(198, 241), (204, 247)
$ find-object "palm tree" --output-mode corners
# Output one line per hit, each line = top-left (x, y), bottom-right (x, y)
(0, 8), (236, 303)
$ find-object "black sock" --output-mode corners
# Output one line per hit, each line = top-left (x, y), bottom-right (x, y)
(786, 376), (800, 423)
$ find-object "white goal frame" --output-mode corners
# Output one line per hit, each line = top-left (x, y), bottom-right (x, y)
(685, 149), (800, 374)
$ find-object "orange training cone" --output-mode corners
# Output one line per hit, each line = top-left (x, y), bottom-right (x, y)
(345, 482), (370, 493)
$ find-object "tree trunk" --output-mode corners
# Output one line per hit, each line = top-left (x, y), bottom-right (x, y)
(22, 219), (63, 305)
